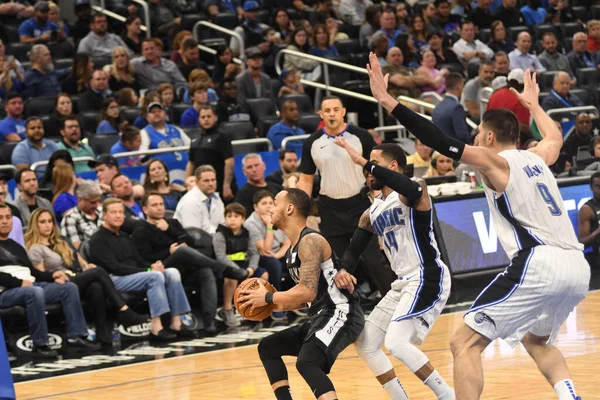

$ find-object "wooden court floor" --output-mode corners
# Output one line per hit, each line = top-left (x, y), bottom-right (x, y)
(15, 291), (600, 400)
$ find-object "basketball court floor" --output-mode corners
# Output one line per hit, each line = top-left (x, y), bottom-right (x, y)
(14, 290), (600, 399)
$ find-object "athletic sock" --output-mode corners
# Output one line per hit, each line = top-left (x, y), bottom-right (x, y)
(274, 386), (293, 400)
(382, 377), (409, 400)
(554, 379), (578, 400)
(423, 370), (455, 400)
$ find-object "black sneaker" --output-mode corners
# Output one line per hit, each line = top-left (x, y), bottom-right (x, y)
(204, 319), (217, 336)
(150, 329), (177, 341)
(67, 337), (101, 351)
(32, 345), (58, 358)
(116, 308), (148, 327)
(169, 327), (197, 339)
(223, 265), (249, 280)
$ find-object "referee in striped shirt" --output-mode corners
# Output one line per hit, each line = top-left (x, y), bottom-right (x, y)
(297, 96), (395, 295)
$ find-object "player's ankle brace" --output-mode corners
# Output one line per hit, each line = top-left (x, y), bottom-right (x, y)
(274, 386), (293, 400)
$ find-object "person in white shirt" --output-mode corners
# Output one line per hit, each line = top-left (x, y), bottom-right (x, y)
(508, 32), (546, 72)
(174, 165), (224, 234)
(452, 20), (494, 67)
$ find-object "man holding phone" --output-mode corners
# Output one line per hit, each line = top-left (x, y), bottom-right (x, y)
(131, 191), (248, 334)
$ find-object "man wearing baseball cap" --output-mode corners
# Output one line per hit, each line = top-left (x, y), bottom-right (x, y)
(487, 68), (532, 141)
(236, 47), (275, 114)
(139, 102), (191, 165)
(230, 0), (270, 56)
(18, 1), (65, 44)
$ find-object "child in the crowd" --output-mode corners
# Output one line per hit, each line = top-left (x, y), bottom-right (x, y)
(180, 82), (208, 127)
(278, 69), (304, 98)
(212, 203), (265, 327)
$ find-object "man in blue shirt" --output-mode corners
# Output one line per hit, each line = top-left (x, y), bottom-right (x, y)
(22, 44), (70, 99)
(180, 82), (208, 127)
(11, 117), (60, 171)
(18, 1), (65, 44)
(267, 100), (306, 154)
(0, 93), (26, 143)
(374, 8), (405, 50)
(110, 174), (145, 220)
(110, 125), (143, 168)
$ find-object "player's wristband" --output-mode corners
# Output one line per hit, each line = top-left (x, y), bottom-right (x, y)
(265, 292), (274, 304)
(266, 227), (273, 231)
(147, 267), (152, 272)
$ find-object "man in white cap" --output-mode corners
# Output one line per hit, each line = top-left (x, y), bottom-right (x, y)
(487, 68), (532, 140)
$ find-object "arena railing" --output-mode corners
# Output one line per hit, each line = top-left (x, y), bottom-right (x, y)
(479, 87), (493, 120)
(131, 0), (151, 39)
(31, 157), (96, 173)
(282, 134), (310, 150)
(91, 5), (150, 38)
(193, 21), (246, 67)
(0, 165), (17, 175)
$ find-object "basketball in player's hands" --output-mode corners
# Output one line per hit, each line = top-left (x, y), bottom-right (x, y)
(234, 278), (277, 321)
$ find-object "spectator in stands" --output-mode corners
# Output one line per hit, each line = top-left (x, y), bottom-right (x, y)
(568, 32), (600, 73)
(284, 30), (321, 81)
(588, 20), (600, 53)
(267, 100), (306, 153)
(175, 165), (224, 233)
(57, 115), (95, 172)
(105, 47), (141, 94)
(0, 179), (25, 246)
(169, 31), (193, 64)
(111, 174), (144, 220)
(134, 92), (159, 129)
(278, 69), (305, 98)
(143, 159), (185, 211)
(0, 0), (32, 18)
(186, 105), (236, 201)
(15, 169), (54, 231)
(177, 39), (209, 81)
(266, 149), (299, 194)
(273, 9), (294, 41)
(461, 60), (494, 120)
(87, 154), (119, 196)
(12, 117), (60, 171)
(25, 207), (147, 344)
(0, 204), (100, 357)
(110, 125), (143, 167)
(408, 15), (429, 53)
(407, 138), (433, 168)
(430, 0), (461, 36)
(0, 45), (25, 101)
(538, 33), (575, 81)
(546, 0), (579, 23)
(206, 0), (243, 18)
(115, 87), (139, 108)
(508, 32), (546, 72)
(235, 153), (270, 216)
(61, 54), (93, 95)
(77, 13), (132, 58)
(310, 24), (339, 57)
(359, 5), (381, 49)
(541, 71), (583, 112)
(148, 0), (181, 42)
(432, 73), (471, 144)
(22, 44), (69, 99)
(487, 68), (532, 140)
(18, 1), (65, 44)
(184, 69), (219, 103)
(215, 78), (251, 123)
(96, 98), (122, 134)
(371, 31), (390, 65)
(78, 70), (111, 112)
(576, 173), (600, 267)
(230, 1), (270, 56)
(121, 15), (142, 54)
(60, 180), (103, 249)
(338, 0), (372, 24)
(0, 93), (25, 143)
(562, 113), (595, 164)
(424, 152), (456, 177)
(236, 47), (276, 114)
(453, 21), (495, 68)
(521, 0), (546, 25)
(132, 38), (188, 92)
(89, 198), (192, 341)
(468, 0), (494, 31)
(39, 150), (73, 192)
(213, 202), (262, 327)
(417, 49), (449, 94)
(428, 31), (460, 68)
(48, 1), (69, 37)
(487, 21), (515, 54)
(493, 51), (510, 77)
(180, 83), (209, 128)
(51, 164), (77, 223)
(492, 0), (526, 26)
(140, 102), (191, 165)
(212, 47), (241, 84)
(70, 0), (91, 42)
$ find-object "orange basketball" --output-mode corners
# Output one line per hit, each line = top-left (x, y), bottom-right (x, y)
(234, 278), (277, 321)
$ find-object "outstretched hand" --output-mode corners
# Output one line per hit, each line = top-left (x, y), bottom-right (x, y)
(367, 53), (390, 103)
(509, 69), (540, 110)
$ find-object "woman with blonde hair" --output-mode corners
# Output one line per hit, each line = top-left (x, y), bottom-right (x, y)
(25, 207), (146, 345)
(143, 159), (185, 210)
(105, 46), (140, 93)
(423, 152), (456, 177)
(48, 1), (70, 37)
(51, 164), (77, 223)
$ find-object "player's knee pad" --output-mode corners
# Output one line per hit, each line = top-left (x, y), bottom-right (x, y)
(384, 322), (429, 373)
(295, 357), (334, 398)
(354, 322), (394, 377)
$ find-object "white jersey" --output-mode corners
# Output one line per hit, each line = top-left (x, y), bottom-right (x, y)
(370, 191), (443, 276)
(483, 149), (583, 259)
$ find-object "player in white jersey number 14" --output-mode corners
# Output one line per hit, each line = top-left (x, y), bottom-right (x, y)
(366, 51), (589, 400)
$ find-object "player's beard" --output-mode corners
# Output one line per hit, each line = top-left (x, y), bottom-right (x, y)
(369, 178), (384, 191)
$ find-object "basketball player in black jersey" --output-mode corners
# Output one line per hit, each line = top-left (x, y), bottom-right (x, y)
(239, 188), (364, 400)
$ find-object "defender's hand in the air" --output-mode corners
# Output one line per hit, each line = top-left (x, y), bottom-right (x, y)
(367, 52), (390, 103)
(509, 69), (540, 111)
(334, 269), (357, 294)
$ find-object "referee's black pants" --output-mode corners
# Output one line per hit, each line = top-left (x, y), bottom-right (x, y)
(318, 194), (396, 296)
